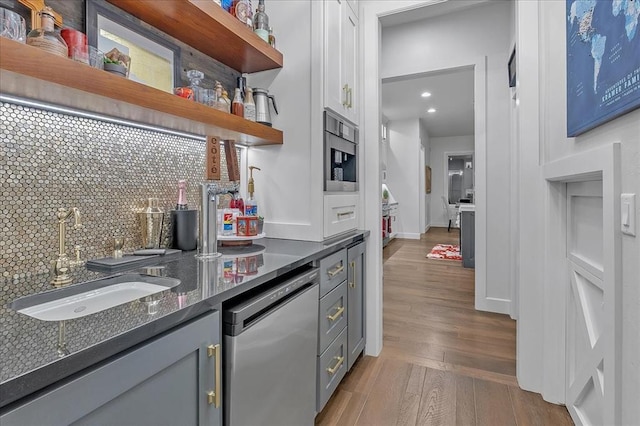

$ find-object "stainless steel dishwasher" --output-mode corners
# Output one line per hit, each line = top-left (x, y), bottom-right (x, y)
(224, 267), (319, 426)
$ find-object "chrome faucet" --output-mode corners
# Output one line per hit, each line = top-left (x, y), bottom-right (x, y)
(197, 182), (238, 260)
(51, 207), (82, 287)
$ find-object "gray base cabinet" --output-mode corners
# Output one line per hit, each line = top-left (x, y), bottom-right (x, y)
(1, 311), (222, 426)
(347, 241), (365, 370)
(460, 211), (475, 268)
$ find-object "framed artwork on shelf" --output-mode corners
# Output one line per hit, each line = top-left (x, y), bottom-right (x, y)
(425, 166), (432, 194)
(566, 0), (640, 137)
(86, 0), (181, 93)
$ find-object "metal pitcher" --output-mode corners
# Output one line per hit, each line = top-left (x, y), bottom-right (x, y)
(253, 88), (278, 126)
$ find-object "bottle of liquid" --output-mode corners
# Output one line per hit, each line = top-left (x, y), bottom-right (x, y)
(268, 28), (276, 49)
(221, 89), (231, 113)
(245, 166), (261, 216)
(176, 179), (188, 210)
(214, 81), (226, 112)
(253, 0), (269, 42)
(26, 7), (68, 58)
(232, 88), (244, 117)
(243, 87), (256, 121)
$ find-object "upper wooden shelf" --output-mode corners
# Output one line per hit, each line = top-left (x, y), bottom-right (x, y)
(0, 38), (283, 146)
(106, 0), (283, 73)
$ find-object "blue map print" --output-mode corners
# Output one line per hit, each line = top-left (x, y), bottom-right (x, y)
(566, 0), (640, 136)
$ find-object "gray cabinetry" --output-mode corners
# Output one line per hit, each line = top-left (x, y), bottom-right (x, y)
(347, 241), (366, 370)
(1, 311), (222, 426)
(460, 210), (475, 268)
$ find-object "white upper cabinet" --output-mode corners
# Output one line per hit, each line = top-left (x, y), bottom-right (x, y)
(324, 0), (359, 125)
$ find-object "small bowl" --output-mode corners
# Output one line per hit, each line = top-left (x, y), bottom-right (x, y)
(104, 62), (127, 77)
(0, 8), (26, 43)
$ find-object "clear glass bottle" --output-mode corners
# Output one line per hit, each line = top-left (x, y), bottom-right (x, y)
(214, 81), (226, 112)
(221, 89), (231, 113)
(268, 27), (276, 49)
(26, 7), (68, 58)
(186, 70), (205, 104)
(232, 88), (244, 117)
(253, 0), (269, 42)
(243, 87), (256, 121)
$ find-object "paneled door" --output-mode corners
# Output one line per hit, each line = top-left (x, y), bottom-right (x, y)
(565, 180), (605, 425)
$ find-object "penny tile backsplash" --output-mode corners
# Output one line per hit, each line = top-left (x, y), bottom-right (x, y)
(0, 101), (238, 280)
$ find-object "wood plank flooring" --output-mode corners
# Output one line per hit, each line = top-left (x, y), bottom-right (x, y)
(316, 228), (573, 426)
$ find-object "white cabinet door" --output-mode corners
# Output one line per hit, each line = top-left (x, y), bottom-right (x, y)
(342, 4), (358, 124)
(346, 0), (358, 17)
(324, 0), (345, 116)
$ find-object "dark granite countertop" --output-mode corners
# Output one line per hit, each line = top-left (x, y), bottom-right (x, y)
(0, 232), (368, 408)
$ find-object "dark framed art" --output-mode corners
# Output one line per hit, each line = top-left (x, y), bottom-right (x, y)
(566, 0), (640, 137)
(86, 0), (181, 93)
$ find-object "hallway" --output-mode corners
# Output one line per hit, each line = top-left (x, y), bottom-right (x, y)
(316, 228), (572, 425)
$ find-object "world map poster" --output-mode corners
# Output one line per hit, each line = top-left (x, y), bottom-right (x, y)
(566, 0), (640, 137)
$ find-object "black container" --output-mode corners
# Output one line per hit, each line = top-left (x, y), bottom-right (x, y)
(171, 209), (198, 251)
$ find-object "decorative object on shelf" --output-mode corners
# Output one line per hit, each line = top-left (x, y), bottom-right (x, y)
(232, 87), (244, 117)
(104, 47), (130, 77)
(221, 89), (232, 113)
(26, 6), (67, 57)
(253, 0), (269, 42)
(268, 27), (276, 48)
(18, 0), (62, 31)
(174, 87), (194, 100)
(566, 0), (640, 137)
(243, 87), (256, 121)
(236, 216), (258, 236)
(60, 28), (86, 58)
(71, 45), (104, 69)
(138, 198), (164, 249)
(87, 0), (181, 92)
(382, 188), (389, 203)
(253, 88), (278, 126)
(186, 69), (205, 104)
(1, 7), (27, 43)
(231, 0), (251, 26)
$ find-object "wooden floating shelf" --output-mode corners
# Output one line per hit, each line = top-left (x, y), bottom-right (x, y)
(0, 39), (283, 146)
(106, 0), (283, 73)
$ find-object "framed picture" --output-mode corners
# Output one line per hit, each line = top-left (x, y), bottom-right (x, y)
(507, 47), (516, 88)
(86, 0), (181, 93)
(566, 0), (640, 137)
(425, 166), (432, 194)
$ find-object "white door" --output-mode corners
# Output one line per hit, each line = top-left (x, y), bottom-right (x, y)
(565, 180), (606, 425)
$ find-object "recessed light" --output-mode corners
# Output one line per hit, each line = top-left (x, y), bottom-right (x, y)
(421, 92), (432, 98)
(427, 108), (436, 113)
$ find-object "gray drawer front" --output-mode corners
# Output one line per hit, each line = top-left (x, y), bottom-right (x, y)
(317, 327), (348, 412)
(318, 281), (348, 354)
(319, 249), (347, 297)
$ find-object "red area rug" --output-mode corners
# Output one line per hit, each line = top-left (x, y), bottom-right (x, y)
(426, 244), (462, 261)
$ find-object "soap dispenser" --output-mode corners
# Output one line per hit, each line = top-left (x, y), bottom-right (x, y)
(245, 166), (261, 216)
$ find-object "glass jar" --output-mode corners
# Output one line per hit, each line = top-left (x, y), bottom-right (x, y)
(186, 69), (205, 104)
(26, 7), (67, 58)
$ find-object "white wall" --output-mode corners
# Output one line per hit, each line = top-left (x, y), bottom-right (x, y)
(517, 0), (640, 422)
(381, 0), (513, 311)
(387, 119), (422, 239)
(429, 136), (474, 227)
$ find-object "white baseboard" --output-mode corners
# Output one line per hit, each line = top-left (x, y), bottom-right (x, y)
(424, 224), (431, 233)
(475, 297), (512, 315)
(396, 232), (421, 240)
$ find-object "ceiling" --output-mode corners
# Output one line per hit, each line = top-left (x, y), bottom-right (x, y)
(379, 0), (492, 28)
(381, 67), (474, 138)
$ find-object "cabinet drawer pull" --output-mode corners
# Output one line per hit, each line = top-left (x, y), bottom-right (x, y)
(326, 356), (345, 375)
(207, 344), (221, 407)
(348, 87), (353, 108)
(327, 264), (344, 277)
(343, 84), (349, 106)
(337, 211), (354, 218)
(349, 260), (356, 288)
(326, 305), (345, 321)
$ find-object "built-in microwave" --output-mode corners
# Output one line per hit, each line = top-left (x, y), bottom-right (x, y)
(324, 111), (358, 192)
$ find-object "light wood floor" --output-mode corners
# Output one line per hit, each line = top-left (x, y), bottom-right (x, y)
(316, 227), (573, 426)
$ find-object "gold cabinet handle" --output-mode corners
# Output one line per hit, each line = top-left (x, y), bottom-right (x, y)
(326, 305), (345, 321)
(343, 84), (349, 106)
(349, 260), (356, 288)
(327, 263), (344, 277)
(348, 87), (353, 108)
(337, 211), (354, 218)
(326, 356), (345, 375)
(207, 344), (221, 408)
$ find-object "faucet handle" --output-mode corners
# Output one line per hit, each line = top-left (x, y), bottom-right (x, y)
(69, 245), (85, 268)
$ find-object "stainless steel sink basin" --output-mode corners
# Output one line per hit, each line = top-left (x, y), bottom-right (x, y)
(12, 274), (181, 321)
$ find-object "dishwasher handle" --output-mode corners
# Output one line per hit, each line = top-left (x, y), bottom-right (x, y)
(224, 268), (319, 335)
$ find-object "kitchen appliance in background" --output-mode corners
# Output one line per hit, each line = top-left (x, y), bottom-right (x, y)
(324, 111), (358, 191)
(253, 88), (278, 126)
(223, 267), (319, 426)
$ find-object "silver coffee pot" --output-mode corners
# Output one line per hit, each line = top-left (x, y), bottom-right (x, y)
(253, 88), (278, 126)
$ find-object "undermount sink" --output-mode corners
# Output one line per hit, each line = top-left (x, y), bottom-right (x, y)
(12, 274), (181, 322)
